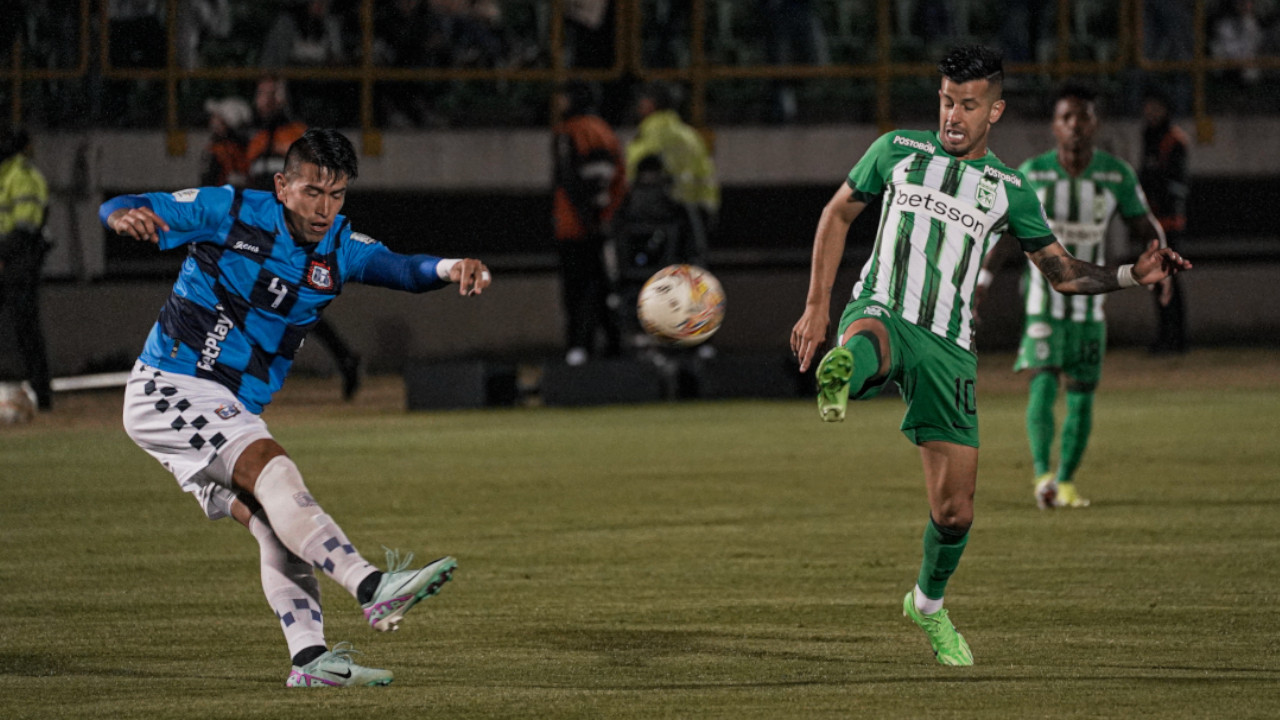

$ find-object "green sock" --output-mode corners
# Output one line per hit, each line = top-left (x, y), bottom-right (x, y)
(842, 331), (883, 399)
(915, 516), (969, 601)
(1058, 390), (1094, 482)
(1026, 371), (1058, 476)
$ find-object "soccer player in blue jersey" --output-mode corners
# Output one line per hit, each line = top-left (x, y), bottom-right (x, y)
(102, 128), (491, 687)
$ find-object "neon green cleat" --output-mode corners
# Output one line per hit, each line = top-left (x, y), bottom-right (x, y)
(902, 591), (974, 666)
(1034, 473), (1057, 510)
(1054, 482), (1091, 508)
(816, 347), (854, 422)
(286, 642), (393, 687)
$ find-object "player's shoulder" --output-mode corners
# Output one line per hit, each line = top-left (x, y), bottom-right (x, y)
(974, 152), (1032, 192)
(1087, 149), (1139, 183)
(1017, 148), (1058, 174)
(878, 128), (941, 155)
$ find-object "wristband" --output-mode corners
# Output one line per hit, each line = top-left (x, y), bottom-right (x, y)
(976, 269), (994, 288)
(1117, 264), (1139, 288)
(435, 258), (491, 284)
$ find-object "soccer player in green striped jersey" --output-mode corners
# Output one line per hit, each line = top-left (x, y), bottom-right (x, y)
(790, 47), (1190, 666)
(978, 83), (1173, 511)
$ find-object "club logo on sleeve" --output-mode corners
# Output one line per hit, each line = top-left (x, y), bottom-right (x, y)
(172, 188), (199, 202)
(350, 232), (376, 245)
(305, 260), (334, 290)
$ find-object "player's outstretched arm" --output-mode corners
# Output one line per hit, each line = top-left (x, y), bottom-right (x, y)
(1029, 239), (1190, 296)
(792, 182), (867, 372)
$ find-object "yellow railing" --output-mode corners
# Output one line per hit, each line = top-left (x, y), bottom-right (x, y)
(5, 0), (1277, 154)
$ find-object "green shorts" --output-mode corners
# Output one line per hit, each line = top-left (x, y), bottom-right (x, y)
(838, 299), (980, 448)
(1013, 316), (1106, 387)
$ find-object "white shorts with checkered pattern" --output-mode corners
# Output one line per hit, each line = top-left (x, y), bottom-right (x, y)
(123, 362), (273, 520)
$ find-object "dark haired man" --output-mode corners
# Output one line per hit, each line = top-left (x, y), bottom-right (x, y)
(977, 83), (1170, 510)
(790, 47), (1190, 665)
(101, 128), (491, 687)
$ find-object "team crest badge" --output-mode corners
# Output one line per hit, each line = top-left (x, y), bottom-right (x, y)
(975, 177), (998, 212)
(215, 403), (241, 419)
(305, 260), (334, 290)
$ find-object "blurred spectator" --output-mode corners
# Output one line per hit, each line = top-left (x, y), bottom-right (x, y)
(566, 0), (616, 69)
(552, 81), (626, 366)
(1133, 0), (1193, 116)
(200, 96), (252, 188)
(0, 126), (52, 410)
(108, 0), (166, 69)
(1000, 0), (1054, 63)
(760, 0), (829, 123)
(373, 0), (451, 127)
(1210, 0), (1265, 84)
(1139, 91), (1190, 355)
(431, 0), (513, 68)
(261, 0), (348, 68)
(177, 0), (232, 70)
(246, 76), (308, 190)
(625, 83), (720, 262)
(261, 0), (353, 126)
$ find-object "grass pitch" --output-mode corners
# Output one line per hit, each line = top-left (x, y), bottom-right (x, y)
(1, 349), (1278, 719)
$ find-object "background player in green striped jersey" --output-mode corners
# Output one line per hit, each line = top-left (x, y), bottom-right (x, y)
(790, 46), (1191, 666)
(977, 83), (1173, 511)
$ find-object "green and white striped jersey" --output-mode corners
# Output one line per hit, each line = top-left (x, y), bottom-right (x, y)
(1018, 149), (1150, 323)
(847, 130), (1054, 351)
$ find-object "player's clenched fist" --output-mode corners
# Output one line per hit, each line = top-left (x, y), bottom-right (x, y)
(108, 207), (171, 244)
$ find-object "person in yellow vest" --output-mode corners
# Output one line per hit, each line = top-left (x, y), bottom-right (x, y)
(0, 126), (51, 410)
(625, 83), (720, 265)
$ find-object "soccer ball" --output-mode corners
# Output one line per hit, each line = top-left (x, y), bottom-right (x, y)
(0, 382), (37, 425)
(636, 264), (726, 346)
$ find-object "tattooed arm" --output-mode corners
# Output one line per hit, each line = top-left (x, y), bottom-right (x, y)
(1029, 239), (1192, 295)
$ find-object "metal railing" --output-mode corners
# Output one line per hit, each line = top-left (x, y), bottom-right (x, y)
(5, 0), (1277, 153)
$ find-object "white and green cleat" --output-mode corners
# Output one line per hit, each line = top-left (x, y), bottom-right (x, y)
(362, 549), (457, 632)
(902, 591), (974, 666)
(286, 642), (393, 687)
(816, 347), (854, 422)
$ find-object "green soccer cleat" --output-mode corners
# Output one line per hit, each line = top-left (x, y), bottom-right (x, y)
(902, 590), (974, 666)
(362, 549), (457, 632)
(816, 346), (855, 422)
(1054, 482), (1091, 508)
(1034, 473), (1057, 510)
(286, 642), (393, 687)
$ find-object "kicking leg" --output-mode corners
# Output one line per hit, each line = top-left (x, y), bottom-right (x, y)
(816, 318), (891, 422)
(232, 439), (456, 632)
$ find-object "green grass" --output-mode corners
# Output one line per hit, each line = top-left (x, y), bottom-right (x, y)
(2, 366), (1279, 718)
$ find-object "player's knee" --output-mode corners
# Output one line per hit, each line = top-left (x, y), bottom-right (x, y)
(932, 502), (973, 534)
(252, 455), (315, 512)
(233, 438), (290, 493)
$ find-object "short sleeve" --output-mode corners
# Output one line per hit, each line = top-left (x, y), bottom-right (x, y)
(1004, 177), (1056, 253)
(144, 186), (235, 251)
(1116, 162), (1152, 219)
(846, 132), (897, 201)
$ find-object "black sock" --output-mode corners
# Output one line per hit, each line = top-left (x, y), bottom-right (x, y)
(292, 645), (327, 667)
(356, 570), (382, 604)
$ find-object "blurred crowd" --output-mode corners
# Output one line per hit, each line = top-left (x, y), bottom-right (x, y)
(4, 1), (1280, 129)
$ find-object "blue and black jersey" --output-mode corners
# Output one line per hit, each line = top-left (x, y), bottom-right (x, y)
(104, 186), (447, 413)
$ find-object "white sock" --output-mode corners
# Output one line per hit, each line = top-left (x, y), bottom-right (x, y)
(253, 456), (378, 599)
(914, 585), (944, 615)
(249, 512), (325, 659)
